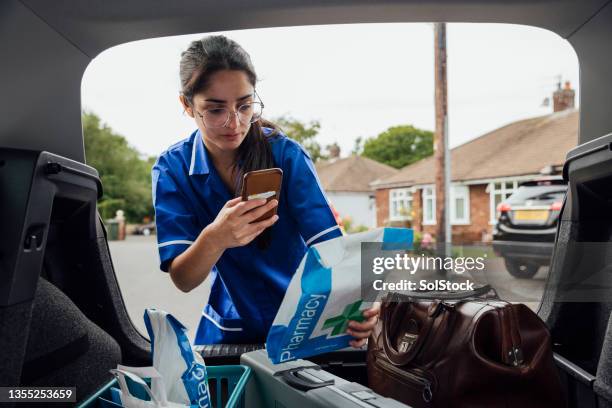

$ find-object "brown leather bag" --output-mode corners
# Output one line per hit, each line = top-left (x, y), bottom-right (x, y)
(367, 286), (566, 408)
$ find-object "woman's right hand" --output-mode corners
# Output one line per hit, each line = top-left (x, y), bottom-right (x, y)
(206, 196), (279, 250)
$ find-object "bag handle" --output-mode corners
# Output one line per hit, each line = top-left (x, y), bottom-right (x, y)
(111, 369), (160, 406)
(278, 367), (335, 391)
(110, 366), (169, 406)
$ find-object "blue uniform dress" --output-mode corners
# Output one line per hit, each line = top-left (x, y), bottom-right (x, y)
(152, 129), (342, 344)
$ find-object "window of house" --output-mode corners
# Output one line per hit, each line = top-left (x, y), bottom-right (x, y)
(451, 185), (470, 225)
(390, 188), (413, 221)
(421, 185), (469, 225)
(422, 185), (436, 225)
(489, 180), (519, 223)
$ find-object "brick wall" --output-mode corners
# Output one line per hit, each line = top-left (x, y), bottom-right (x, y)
(466, 184), (493, 242)
(375, 184), (493, 244)
(412, 190), (422, 231)
(375, 189), (389, 227)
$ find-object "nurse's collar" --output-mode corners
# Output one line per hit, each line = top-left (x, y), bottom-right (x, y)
(188, 130), (211, 176)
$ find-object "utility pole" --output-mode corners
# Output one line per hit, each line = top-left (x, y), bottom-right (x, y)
(434, 22), (451, 261)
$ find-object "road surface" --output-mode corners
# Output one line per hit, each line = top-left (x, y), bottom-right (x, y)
(108, 235), (210, 342)
(109, 236), (548, 342)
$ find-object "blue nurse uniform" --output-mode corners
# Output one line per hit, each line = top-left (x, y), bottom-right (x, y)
(152, 129), (342, 344)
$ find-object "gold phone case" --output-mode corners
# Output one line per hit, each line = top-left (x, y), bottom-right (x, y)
(241, 168), (283, 222)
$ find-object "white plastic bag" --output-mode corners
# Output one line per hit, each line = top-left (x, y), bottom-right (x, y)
(143, 309), (211, 407)
(110, 365), (186, 408)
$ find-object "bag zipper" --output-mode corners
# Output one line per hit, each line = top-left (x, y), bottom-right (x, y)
(506, 302), (524, 366)
(494, 301), (524, 366)
(375, 356), (434, 403)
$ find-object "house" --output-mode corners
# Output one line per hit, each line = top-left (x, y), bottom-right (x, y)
(316, 144), (398, 228)
(372, 82), (578, 244)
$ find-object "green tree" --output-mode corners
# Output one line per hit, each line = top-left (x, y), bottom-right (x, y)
(83, 112), (155, 223)
(274, 116), (325, 162)
(362, 125), (434, 169)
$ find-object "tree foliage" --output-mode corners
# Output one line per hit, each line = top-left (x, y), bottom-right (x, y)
(362, 125), (434, 169)
(274, 116), (325, 162)
(83, 112), (155, 222)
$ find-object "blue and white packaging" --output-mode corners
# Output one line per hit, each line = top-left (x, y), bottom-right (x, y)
(110, 365), (186, 408)
(143, 309), (211, 408)
(266, 227), (413, 364)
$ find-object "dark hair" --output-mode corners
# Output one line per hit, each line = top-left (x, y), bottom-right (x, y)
(180, 36), (279, 193)
(180, 35), (276, 246)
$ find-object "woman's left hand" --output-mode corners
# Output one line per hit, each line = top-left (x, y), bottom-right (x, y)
(346, 302), (380, 348)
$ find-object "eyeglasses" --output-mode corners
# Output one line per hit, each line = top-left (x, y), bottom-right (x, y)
(193, 93), (264, 128)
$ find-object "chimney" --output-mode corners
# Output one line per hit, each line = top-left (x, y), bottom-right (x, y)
(553, 80), (575, 112)
(327, 143), (340, 161)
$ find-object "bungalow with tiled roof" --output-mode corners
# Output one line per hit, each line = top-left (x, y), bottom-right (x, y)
(316, 145), (398, 228)
(371, 86), (578, 244)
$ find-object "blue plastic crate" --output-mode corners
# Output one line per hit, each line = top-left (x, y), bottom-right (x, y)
(78, 365), (251, 408)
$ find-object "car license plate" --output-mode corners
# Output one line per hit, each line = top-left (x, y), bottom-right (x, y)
(514, 210), (549, 221)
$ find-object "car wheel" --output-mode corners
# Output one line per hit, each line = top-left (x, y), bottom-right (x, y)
(504, 258), (539, 279)
(143, 228), (151, 236)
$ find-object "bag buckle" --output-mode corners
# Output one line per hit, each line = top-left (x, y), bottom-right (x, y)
(508, 347), (524, 366)
(398, 333), (418, 353)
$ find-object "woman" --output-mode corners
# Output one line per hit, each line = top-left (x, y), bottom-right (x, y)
(152, 35), (378, 346)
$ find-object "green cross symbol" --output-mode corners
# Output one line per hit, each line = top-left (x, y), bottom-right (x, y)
(322, 300), (365, 336)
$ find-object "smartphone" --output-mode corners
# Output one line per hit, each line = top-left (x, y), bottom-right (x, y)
(241, 168), (283, 222)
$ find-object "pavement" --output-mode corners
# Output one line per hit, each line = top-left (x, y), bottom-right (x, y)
(108, 235), (547, 342)
(108, 235), (211, 342)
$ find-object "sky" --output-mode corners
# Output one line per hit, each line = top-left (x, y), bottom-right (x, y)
(81, 23), (579, 159)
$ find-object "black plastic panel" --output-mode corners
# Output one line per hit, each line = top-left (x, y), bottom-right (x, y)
(0, 149), (100, 306)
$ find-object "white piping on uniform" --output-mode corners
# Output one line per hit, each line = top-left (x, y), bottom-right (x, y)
(158, 240), (194, 248)
(306, 225), (340, 246)
(189, 137), (198, 175)
(202, 311), (243, 332)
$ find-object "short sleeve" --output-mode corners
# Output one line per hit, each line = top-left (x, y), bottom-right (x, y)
(283, 141), (343, 246)
(152, 156), (201, 272)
